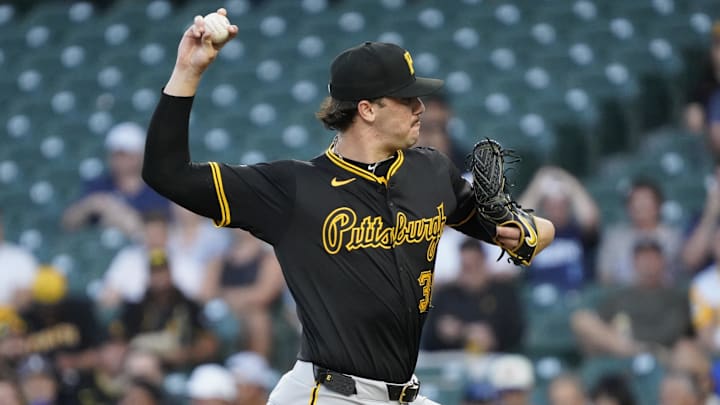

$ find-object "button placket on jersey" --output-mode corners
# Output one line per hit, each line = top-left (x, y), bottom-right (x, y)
(385, 181), (417, 361)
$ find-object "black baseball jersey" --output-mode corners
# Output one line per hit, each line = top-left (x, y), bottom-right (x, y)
(143, 93), (495, 383)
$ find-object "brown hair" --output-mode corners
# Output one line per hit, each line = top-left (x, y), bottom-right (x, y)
(315, 96), (385, 132)
(315, 96), (360, 132)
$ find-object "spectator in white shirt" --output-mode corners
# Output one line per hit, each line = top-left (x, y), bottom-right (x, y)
(0, 209), (38, 308)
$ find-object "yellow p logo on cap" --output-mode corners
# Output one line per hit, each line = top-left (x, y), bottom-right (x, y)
(403, 51), (414, 75)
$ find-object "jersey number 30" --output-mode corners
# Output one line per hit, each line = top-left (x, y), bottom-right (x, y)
(417, 270), (433, 313)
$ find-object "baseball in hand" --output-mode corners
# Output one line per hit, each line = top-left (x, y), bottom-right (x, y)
(204, 12), (230, 44)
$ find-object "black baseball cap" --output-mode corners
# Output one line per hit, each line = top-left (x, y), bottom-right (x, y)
(329, 42), (444, 101)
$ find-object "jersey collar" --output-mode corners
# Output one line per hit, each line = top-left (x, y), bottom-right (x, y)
(324, 146), (404, 186)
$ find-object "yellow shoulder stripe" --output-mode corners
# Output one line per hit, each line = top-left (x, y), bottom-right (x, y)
(209, 162), (231, 227)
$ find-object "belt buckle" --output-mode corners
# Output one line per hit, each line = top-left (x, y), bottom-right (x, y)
(398, 381), (419, 403)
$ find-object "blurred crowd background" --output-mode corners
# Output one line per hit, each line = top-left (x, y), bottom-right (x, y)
(1, 0), (720, 404)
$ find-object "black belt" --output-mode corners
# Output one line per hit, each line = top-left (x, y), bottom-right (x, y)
(313, 365), (420, 403)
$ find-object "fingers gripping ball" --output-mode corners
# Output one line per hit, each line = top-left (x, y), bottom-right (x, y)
(466, 139), (540, 266)
(204, 12), (230, 44)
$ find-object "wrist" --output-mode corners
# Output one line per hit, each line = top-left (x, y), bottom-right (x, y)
(165, 67), (203, 97)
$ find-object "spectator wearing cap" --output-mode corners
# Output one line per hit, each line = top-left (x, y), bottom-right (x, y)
(117, 250), (218, 370)
(422, 238), (524, 353)
(225, 351), (277, 405)
(488, 354), (535, 405)
(16, 267), (102, 380)
(689, 226), (720, 355)
(0, 208), (38, 310)
(186, 364), (237, 405)
(573, 239), (690, 357)
(62, 121), (169, 240)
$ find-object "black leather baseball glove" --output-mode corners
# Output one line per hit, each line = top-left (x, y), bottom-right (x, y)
(466, 139), (539, 266)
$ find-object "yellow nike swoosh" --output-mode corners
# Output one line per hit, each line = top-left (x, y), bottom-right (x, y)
(516, 214), (538, 247)
(331, 177), (356, 187)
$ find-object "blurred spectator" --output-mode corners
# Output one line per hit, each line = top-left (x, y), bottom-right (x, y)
(186, 364), (237, 405)
(72, 327), (128, 405)
(689, 226), (720, 355)
(589, 373), (636, 405)
(168, 204), (231, 302)
(670, 340), (720, 405)
(17, 354), (74, 405)
(225, 351), (276, 405)
(519, 166), (600, 291)
(659, 371), (703, 405)
(100, 212), (204, 308)
(488, 354), (534, 405)
(461, 380), (497, 405)
(118, 250), (218, 370)
(0, 306), (26, 364)
(62, 122), (169, 240)
(117, 378), (165, 405)
(0, 370), (24, 405)
(417, 93), (465, 168)
(548, 373), (588, 405)
(596, 179), (682, 285)
(0, 208), (38, 309)
(683, 165), (720, 273)
(572, 239), (689, 356)
(122, 350), (165, 387)
(203, 229), (283, 358)
(684, 22), (720, 137)
(422, 239), (524, 353)
(16, 267), (101, 377)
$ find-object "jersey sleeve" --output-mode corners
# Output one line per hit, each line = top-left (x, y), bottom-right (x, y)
(207, 160), (296, 243)
(143, 92), (295, 245)
(440, 152), (495, 242)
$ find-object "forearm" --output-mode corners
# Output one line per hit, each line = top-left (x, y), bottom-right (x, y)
(571, 310), (637, 355)
(570, 188), (601, 230)
(165, 67), (202, 97)
(682, 219), (715, 270)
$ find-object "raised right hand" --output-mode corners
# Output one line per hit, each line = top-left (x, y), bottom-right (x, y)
(165, 8), (238, 96)
(175, 8), (238, 75)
